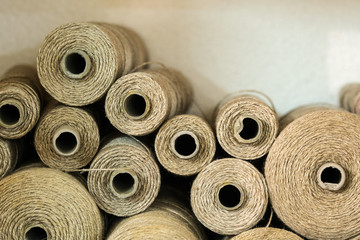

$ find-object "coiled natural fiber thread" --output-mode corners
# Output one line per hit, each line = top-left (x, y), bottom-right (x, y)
(37, 22), (148, 106)
(265, 109), (360, 240)
(105, 67), (192, 136)
(0, 138), (20, 179)
(0, 167), (104, 240)
(340, 83), (360, 114)
(155, 114), (215, 176)
(87, 134), (160, 217)
(231, 227), (303, 240)
(0, 65), (44, 139)
(191, 158), (268, 235)
(34, 102), (100, 171)
(279, 104), (335, 132)
(107, 190), (206, 240)
(214, 92), (278, 160)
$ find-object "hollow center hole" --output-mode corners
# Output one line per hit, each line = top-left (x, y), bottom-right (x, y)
(124, 94), (147, 118)
(0, 104), (20, 125)
(55, 132), (78, 155)
(65, 52), (86, 75)
(321, 166), (342, 184)
(25, 227), (47, 240)
(174, 134), (197, 157)
(239, 117), (259, 140)
(218, 184), (241, 209)
(112, 172), (135, 195)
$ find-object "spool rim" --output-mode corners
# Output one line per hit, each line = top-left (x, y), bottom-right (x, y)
(52, 126), (81, 156)
(170, 130), (200, 159)
(215, 183), (246, 211)
(122, 91), (151, 120)
(317, 162), (347, 191)
(0, 100), (23, 128)
(60, 49), (92, 79)
(234, 115), (263, 143)
(110, 170), (139, 198)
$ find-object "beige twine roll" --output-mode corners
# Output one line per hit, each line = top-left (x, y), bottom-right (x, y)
(0, 65), (44, 139)
(0, 167), (104, 239)
(340, 83), (360, 114)
(191, 158), (268, 235)
(231, 227), (303, 240)
(105, 68), (192, 136)
(106, 190), (206, 240)
(214, 93), (278, 160)
(37, 22), (148, 106)
(155, 114), (215, 176)
(265, 109), (360, 240)
(87, 134), (160, 217)
(0, 138), (20, 179)
(34, 102), (100, 171)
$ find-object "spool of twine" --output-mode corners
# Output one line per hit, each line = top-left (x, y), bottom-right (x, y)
(265, 109), (360, 240)
(34, 102), (100, 171)
(37, 22), (148, 106)
(87, 134), (161, 217)
(214, 92), (278, 160)
(105, 68), (192, 136)
(0, 167), (104, 239)
(155, 114), (215, 176)
(191, 158), (268, 235)
(340, 83), (360, 114)
(0, 65), (44, 139)
(106, 190), (206, 240)
(0, 138), (20, 179)
(231, 227), (303, 240)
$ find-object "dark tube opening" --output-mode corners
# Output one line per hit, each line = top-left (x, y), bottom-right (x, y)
(55, 131), (78, 155)
(174, 133), (197, 157)
(218, 184), (241, 209)
(65, 52), (87, 75)
(124, 94), (147, 118)
(239, 117), (259, 140)
(0, 104), (20, 126)
(113, 172), (135, 195)
(321, 166), (342, 184)
(25, 227), (47, 240)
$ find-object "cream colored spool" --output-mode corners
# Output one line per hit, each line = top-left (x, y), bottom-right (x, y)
(191, 158), (268, 235)
(106, 192), (206, 240)
(37, 22), (148, 106)
(231, 227), (303, 240)
(0, 65), (43, 139)
(214, 94), (278, 160)
(0, 167), (104, 239)
(34, 103), (100, 171)
(0, 138), (19, 179)
(155, 114), (215, 176)
(105, 68), (192, 136)
(340, 83), (360, 114)
(265, 109), (360, 240)
(87, 135), (160, 217)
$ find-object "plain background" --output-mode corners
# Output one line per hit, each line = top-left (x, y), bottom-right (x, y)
(1, 0), (360, 119)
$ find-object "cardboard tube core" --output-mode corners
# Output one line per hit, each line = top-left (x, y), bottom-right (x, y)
(61, 50), (91, 79)
(25, 226), (47, 240)
(111, 170), (138, 198)
(217, 184), (244, 211)
(317, 163), (346, 191)
(0, 103), (20, 126)
(53, 127), (80, 156)
(171, 131), (200, 159)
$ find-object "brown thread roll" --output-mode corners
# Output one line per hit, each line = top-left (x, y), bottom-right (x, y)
(231, 227), (303, 240)
(0, 65), (44, 139)
(34, 103), (100, 171)
(105, 68), (192, 136)
(340, 83), (360, 114)
(87, 135), (160, 217)
(0, 167), (104, 239)
(155, 114), (215, 176)
(106, 190), (206, 240)
(265, 109), (360, 240)
(214, 93), (278, 160)
(191, 158), (268, 235)
(0, 138), (20, 179)
(37, 22), (148, 106)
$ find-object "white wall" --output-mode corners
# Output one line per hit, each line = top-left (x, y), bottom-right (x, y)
(1, 0), (360, 118)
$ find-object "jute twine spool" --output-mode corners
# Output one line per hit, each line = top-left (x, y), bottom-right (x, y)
(0, 138), (20, 179)
(34, 102), (100, 170)
(340, 83), (360, 114)
(265, 109), (360, 240)
(155, 114), (215, 176)
(37, 22), (148, 106)
(107, 190), (206, 240)
(191, 158), (268, 235)
(105, 68), (192, 136)
(231, 227), (303, 240)
(87, 134), (160, 217)
(214, 92), (278, 160)
(0, 167), (104, 239)
(0, 65), (44, 139)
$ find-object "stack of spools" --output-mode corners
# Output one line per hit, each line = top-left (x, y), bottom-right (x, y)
(0, 21), (359, 240)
